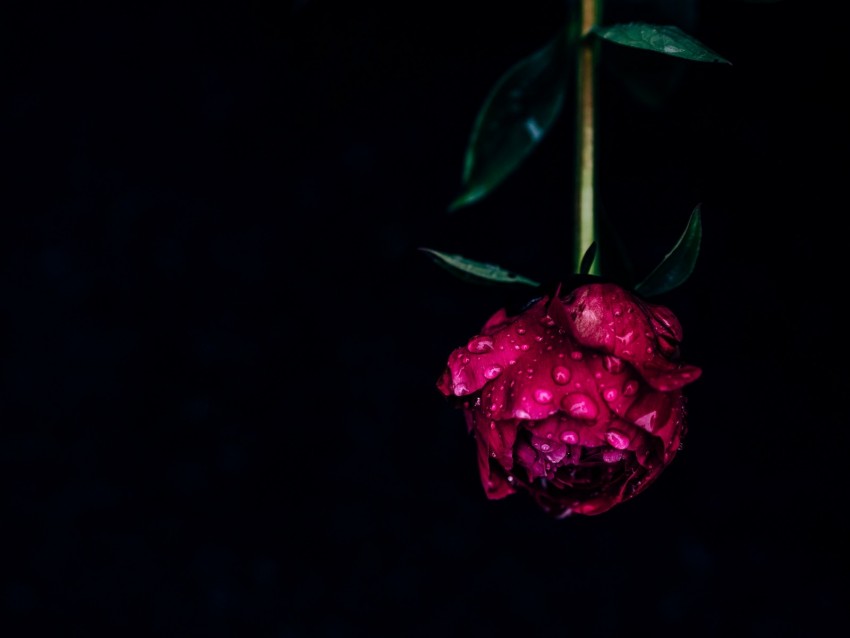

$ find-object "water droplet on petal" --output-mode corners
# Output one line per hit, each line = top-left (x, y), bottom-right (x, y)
(552, 366), (571, 384)
(623, 380), (639, 396)
(616, 331), (635, 346)
(534, 389), (553, 403)
(570, 351), (584, 361)
(467, 336), (494, 353)
(483, 365), (503, 380)
(517, 327), (527, 335)
(515, 409), (532, 420)
(561, 393), (598, 419)
(603, 449), (625, 463)
(606, 431), (630, 450)
(489, 421), (496, 430)
(454, 383), (469, 396)
(560, 430), (579, 444)
(603, 388), (619, 402)
(520, 344), (530, 351)
(603, 355), (624, 373)
(634, 410), (657, 432)
(508, 359), (517, 366)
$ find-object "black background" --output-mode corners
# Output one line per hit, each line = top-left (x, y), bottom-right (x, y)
(3, 1), (848, 636)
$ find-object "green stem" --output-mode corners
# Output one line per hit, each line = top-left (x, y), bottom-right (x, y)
(574, 0), (601, 274)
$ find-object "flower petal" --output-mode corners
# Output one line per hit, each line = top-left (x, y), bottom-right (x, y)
(561, 284), (702, 391)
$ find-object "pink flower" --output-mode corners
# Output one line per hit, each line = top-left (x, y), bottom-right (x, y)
(437, 282), (701, 517)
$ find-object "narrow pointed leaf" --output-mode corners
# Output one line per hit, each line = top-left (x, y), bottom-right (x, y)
(449, 33), (569, 212)
(634, 205), (702, 297)
(419, 248), (540, 287)
(578, 242), (597, 275)
(591, 23), (731, 64)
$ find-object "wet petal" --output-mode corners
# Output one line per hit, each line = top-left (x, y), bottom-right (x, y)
(560, 283), (701, 391)
(475, 431), (515, 500)
(469, 410), (518, 471)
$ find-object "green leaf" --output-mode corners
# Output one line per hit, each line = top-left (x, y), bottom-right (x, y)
(591, 23), (731, 64)
(419, 248), (540, 287)
(449, 33), (569, 212)
(634, 205), (702, 297)
(578, 242), (597, 275)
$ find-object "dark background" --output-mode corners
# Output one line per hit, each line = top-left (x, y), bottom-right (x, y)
(3, 0), (848, 636)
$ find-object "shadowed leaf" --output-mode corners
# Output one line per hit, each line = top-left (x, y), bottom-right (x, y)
(634, 205), (702, 296)
(591, 23), (730, 64)
(419, 248), (540, 287)
(578, 242), (597, 275)
(449, 33), (569, 212)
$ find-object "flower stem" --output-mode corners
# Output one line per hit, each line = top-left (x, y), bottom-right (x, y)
(574, 0), (601, 274)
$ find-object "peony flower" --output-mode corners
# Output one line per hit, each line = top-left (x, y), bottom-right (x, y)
(437, 282), (701, 517)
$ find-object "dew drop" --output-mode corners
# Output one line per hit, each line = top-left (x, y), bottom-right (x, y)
(603, 356), (624, 373)
(552, 366), (571, 385)
(517, 327), (527, 335)
(616, 331), (635, 346)
(603, 449), (625, 463)
(534, 389), (553, 403)
(467, 336), (494, 353)
(560, 430), (579, 444)
(483, 365), (503, 379)
(570, 351), (584, 361)
(603, 388), (619, 402)
(520, 344), (530, 351)
(634, 410), (657, 431)
(454, 383), (469, 396)
(508, 359), (517, 366)
(623, 380), (639, 396)
(515, 409), (532, 420)
(606, 431), (630, 450)
(561, 393), (598, 419)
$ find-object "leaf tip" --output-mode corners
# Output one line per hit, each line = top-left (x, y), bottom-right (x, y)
(447, 188), (484, 213)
